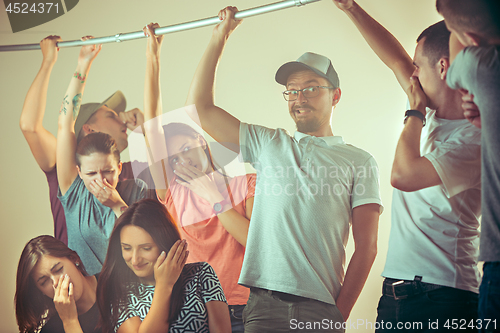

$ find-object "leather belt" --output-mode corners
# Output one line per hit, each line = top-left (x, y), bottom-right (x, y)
(383, 278), (443, 300)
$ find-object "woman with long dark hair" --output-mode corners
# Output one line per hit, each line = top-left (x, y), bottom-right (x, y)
(143, 21), (255, 332)
(97, 199), (230, 332)
(15, 235), (99, 333)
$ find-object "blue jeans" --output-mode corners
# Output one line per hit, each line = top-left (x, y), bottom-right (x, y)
(479, 262), (500, 333)
(229, 304), (245, 333)
(376, 280), (478, 332)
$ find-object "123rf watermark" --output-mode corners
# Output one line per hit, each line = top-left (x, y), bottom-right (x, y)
(290, 318), (497, 330)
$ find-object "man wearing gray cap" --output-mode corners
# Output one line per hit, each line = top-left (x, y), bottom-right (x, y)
(186, 7), (382, 332)
(20, 36), (151, 246)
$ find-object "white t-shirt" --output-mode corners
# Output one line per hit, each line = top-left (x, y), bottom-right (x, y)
(383, 109), (482, 293)
(239, 123), (383, 305)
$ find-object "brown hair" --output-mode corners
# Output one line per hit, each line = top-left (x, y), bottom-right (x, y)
(75, 132), (120, 167)
(416, 20), (451, 66)
(163, 122), (218, 172)
(15, 236), (87, 333)
(97, 199), (184, 333)
(436, 0), (500, 39)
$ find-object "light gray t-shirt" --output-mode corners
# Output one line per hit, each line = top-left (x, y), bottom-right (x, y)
(59, 177), (147, 275)
(238, 123), (382, 305)
(447, 45), (500, 262)
(383, 109), (482, 292)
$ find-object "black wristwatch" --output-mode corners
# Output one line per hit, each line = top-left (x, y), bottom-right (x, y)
(404, 109), (426, 127)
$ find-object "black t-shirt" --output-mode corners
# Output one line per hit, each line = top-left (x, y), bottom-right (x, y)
(39, 301), (100, 333)
(40, 274), (100, 333)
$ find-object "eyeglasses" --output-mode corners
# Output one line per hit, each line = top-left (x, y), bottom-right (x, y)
(282, 86), (334, 101)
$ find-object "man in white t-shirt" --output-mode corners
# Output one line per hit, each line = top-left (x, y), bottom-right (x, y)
(335, 1), (481, 331)
(185, 6), (383, 333)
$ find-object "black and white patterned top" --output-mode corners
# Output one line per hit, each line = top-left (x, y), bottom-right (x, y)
(116, 262), (226, 333)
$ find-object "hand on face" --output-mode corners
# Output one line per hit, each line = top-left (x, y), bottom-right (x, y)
(407, 76), (428, 114)
(460, 90), (481, 128)
(174, 164), (225, 205)
(154, 240), (189, 289)
(88, 178), (122, 208)
(332, 0), (354, 11)
(213, 6), (242, 39)
(78, 36), (102, 65)
(144, 22), (164, 58)
(53, 274), (78, 324)
(119, 108), (145, 131)
(40, 35), (61, 65)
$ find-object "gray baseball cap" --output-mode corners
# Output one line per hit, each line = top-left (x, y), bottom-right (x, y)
(275, 52), (340, 88)
(74, 90), (127, 141)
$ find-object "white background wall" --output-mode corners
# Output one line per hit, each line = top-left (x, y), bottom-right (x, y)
(0, 1), (442, 332)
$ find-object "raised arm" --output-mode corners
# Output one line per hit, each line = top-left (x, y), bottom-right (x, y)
(391, 77), (441, 191)
(185, 6), (242, 152)
(56, 37), (101, 195)
(335, 203), (379, 320)
(333, 0), (415, 92)
(141, 23), (171, 201)
(19, 35), (60, 172)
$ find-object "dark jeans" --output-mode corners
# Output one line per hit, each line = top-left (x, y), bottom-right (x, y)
(479, 262), (500, 333)
(229, 304), (245, 333)
(243, 287), (344, 333)
(376, 280), (478, 332)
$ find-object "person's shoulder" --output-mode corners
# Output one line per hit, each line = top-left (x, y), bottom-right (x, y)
(59, 175), (86, 199)
(429, 113), (482, 145)
(449, 120), (481, 141)
(246, 173), (257, 183)
(231, 173), (257, 185)
(183, 262), (216, 277)
(243, 123), (291, 138)
(339, 143), (377, 163)
(183, 261), (208, 272)
(117, 178), (148, 194)
(459, 45), (500, 69)
(465, 44), (500, 58)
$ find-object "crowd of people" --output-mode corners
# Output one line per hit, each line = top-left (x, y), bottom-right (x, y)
(13, 0), (499, 332)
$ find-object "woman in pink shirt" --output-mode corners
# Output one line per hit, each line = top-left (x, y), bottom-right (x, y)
(142, 23), (255, 332)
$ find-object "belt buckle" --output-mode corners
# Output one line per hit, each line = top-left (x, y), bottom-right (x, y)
(391, 280), (407, 300)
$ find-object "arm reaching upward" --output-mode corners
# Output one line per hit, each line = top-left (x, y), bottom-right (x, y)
(56, 36), (101, 195)
(19, 35), (60, 172)
(391, 77), (441, 191)
(333, 0), (415, 92)
(185, 6), (242, 152)
(142, 23), (171, 201)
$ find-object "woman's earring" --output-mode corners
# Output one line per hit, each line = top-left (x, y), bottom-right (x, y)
(75, 262), (79, 267)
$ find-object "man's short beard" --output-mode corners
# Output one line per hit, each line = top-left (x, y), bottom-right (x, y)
(296, 118), (321, 133)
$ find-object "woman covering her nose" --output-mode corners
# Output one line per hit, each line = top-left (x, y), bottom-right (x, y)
(55, 37), (147, 275)
(142, 20), (255, 332)
(15, 235), (100, 333)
